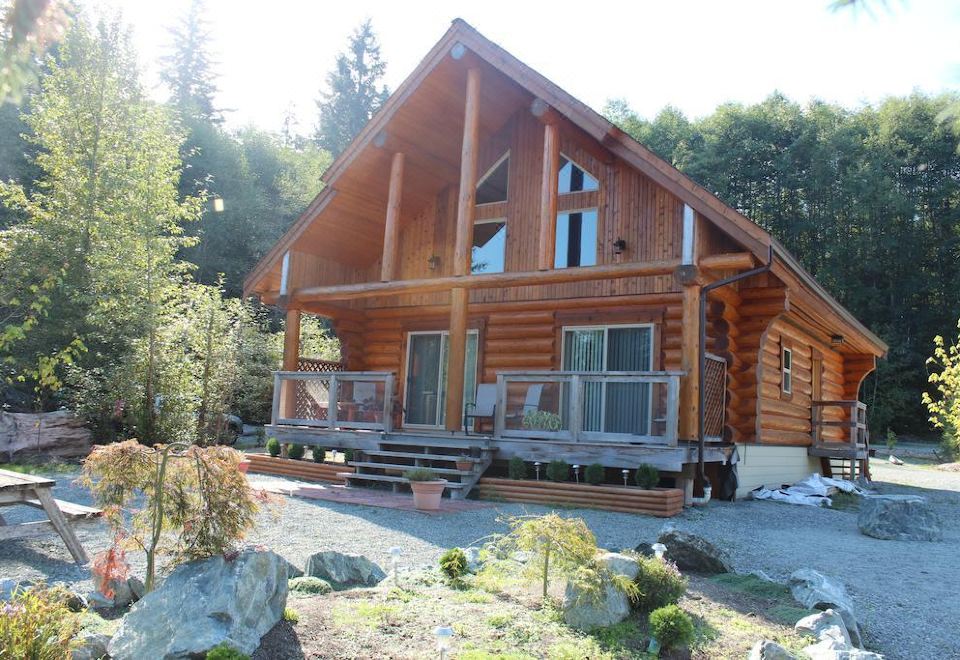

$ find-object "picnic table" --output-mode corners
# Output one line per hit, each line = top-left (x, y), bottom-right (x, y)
(0, 468), (102, 564)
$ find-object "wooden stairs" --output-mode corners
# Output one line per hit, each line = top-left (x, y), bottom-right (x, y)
(339, 433), (494, 499)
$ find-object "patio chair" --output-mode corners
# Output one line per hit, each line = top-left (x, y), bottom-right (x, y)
(505, 383), (544, 426)
(463, 383), (497, 435)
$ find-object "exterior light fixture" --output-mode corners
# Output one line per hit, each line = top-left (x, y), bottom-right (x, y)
(831, 334), (844, 346)
(388, 546), (402, 582)
(435, 625), (454, 659)
(613, 238), (626, 255)
(212, 197), (224, 213)
(534, 462), (541, 481)
(572, 464), (580, 483)
(428, 255), (441, 271)
(652, 543), (667, 560)
(621, 469), (630, 487)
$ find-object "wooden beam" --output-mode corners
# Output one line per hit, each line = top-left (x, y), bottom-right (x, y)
(538, 122), (560, 270)
(294, 259), (680, 302)
(679, 284), (700, 442)
(700, 252), (756, 271)
(445, 287), (468, 431)
(380, 152), (405, 282)
(454, 68), (481, 277)
(282, 308), (301, 420)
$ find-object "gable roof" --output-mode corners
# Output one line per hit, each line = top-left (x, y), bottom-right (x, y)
(244, 19), (886, 357)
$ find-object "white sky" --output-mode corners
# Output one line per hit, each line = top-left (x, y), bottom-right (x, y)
(91, 0), (960, 135)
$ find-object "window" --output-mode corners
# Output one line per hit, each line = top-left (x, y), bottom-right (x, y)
(558, 156), (598, 194)
(555, 209), (598, 268)
(782, 347), (793, 395)
(476, 153), (509, 205)
(471, 219), (506, 274)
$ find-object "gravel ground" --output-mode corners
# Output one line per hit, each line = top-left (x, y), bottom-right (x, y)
(1, 461), (957, 659)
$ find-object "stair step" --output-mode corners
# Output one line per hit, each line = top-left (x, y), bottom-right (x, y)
(363, 450), (483, 462)
(350, 461), (475, 476)
(381, 436), (491, 451)
(339, 472), (468, 488)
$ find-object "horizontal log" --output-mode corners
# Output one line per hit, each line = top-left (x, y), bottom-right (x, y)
(363, 330), (403, 343)
(486, 338), (554, 353)
(700, 252), (756, 271)
(480, 478), (683, 499)
(485, 354), (554, 368)
(759, 429), (812, 446)
(486, 324), (555, 340)
(486, 311), (555, 326)
(475, 491), (681, 516)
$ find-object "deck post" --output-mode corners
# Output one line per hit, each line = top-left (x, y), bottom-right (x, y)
(380, 152), (405, 282)
(538, 120), (560, 270)
(445, 67), (481, 432)
(676, 204), (701, 442)
(281, 307), (301, 421)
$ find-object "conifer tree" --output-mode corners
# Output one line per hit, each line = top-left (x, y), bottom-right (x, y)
(159, 0), (220, 123)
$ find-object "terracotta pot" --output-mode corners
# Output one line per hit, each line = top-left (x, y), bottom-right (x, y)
(455, 460), (474, 472)
(238, 460), (251, 474)
(409, 479), (447, 511)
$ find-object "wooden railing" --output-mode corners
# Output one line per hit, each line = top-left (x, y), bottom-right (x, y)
(811, 400), (868, 449)
(494, 371), (681, 446)
(271, 371), (395, 432)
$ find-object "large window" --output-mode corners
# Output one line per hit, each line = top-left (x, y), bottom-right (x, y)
(558, 156), (599, 193)
(471, 219), (506, 274)
(555, 209), (598, 268)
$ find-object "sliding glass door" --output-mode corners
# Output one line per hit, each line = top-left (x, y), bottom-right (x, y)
(562, 325), (654, 435)
(404, 331), (478, 428)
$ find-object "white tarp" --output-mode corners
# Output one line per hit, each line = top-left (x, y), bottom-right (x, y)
(750, 473), (868, 507)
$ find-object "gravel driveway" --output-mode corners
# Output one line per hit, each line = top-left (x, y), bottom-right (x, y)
(1, 460), (957, 659)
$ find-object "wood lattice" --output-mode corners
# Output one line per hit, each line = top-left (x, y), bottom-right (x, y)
(295, 357), (343, 420)
(703, 354), (726, 439)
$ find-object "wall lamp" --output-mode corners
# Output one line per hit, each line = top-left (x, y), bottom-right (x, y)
(428, 255), (441, 271)
(831, 334), (845, 346)
(613, 237), (627, 255)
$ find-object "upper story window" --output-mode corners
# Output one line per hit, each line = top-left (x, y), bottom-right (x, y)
(476, 153), (509, 205)
(555, 209), (598, 268)
(558, 156), (599, 194)
(472, 219), (506, 274)
(781, 346), (793, 395)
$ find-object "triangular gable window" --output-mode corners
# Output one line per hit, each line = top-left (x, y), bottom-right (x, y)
(476, 153), (509, 205)
(558, 155), (599, 193)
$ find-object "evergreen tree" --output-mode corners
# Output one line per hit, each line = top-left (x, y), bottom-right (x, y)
(159, 0), (220, 123)
(314, 19), (388, 155)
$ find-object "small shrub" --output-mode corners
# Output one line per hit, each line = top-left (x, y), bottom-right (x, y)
(632, 555), (687, 612)
(283, 606), (300, 623)
(342, 447), (355, 462)
(649, 604), (694, 651)
(885, 429), (897, 451)
(522, 410), (563, 431)
(635, 463), (659, 489)
(266, 437), (281, 457)
(508, 456), (528, 480)
(584, 463), (604, 485)
(545, 460), (568, 482)
(439, 547), (468, 580)
(289, 576), (332, 595)
(404, 467), (439, 481)
(312, 446), (326, 463)
(287, 444), (305, 460)
(206, 642), (251, 660)
(0, 585), (80, 660)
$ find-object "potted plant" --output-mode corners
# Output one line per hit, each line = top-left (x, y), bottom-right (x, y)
(455, 455), (474, 472)
(404, 468), (447, 511)
(521, 410), (563, 432)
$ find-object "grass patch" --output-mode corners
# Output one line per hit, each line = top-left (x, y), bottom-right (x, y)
(452, 590), (494, 604)
(829, 491), (861, 511)
(0, 461), (76, 475)
(485, 613), (513, 629)
(331, 602), (402, 630)
(767, 604), (816, 626)
(282, 607), (299, 623)
(709, 573), (791, 599)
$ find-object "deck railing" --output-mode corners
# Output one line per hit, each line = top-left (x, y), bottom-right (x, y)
(811, 400), (869, 449)
(494, 371), (681, 446)
(271, 371), (395, 432)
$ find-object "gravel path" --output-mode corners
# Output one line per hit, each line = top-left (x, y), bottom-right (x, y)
(1, 461), (957, 659)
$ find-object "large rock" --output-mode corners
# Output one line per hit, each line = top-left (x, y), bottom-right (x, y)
(72, 632), (111, 660)
(563, 552), (638, 630)
(462, 546), (484, 573)
(748, 639), (800, 660)
(279, 555), (304, 579)
(305, 550), (386, 589)
(857, 494), (943, 541)
(795, 609), (851, 648)
(107, 547), (287, 659)
(788, 569), (862, 648)
(656, 529), (731, 574)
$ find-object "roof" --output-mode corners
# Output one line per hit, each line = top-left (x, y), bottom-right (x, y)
(244, 19), (887, 357)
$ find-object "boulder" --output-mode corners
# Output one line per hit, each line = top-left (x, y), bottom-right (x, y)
(107, 576), (143, 608)
(656, 529), (731, 574)
(788, 569), (862, 648)
(72, 632), (111, 660)
(462, 546), (484, 573)
(305, 550), (386, 589)
(279, 555), (304, 579)
(563, 552), (639, 630)
(748, 639), (800, 660)
(857, 494), (943, 541)
(633, 542), (654, 557)
(795, 609), (851, 648)
(107, 547), (287, 659)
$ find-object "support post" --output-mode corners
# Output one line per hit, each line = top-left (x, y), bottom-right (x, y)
(679, 284), (701, 441)
(281, 307), (301, 420)
(445, 287), (468, 431)
(380, 152), (405, 281)
(538, 121), (560, 270)
(453, 68), (481, 277)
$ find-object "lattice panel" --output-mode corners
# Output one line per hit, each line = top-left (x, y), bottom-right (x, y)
(295, 358), (342, 420)
(297, 357), (343, 373)
(703, 354), (727, 439)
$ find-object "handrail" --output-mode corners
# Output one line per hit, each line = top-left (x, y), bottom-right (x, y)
(271, 371), (395, 432)
(494, 371), (681, 446)
(811, 400), (868, 448)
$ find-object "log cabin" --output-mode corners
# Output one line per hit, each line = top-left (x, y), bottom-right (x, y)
(243, 20), (887, 502)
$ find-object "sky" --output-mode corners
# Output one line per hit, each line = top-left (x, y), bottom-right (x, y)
(89, 0), (960, 135)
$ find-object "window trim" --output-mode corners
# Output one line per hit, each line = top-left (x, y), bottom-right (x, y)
(781, 345), (793, 396)
(475, 151), (510, 207)
(470, 217), (507, 275)
(555, 207), (599, 269)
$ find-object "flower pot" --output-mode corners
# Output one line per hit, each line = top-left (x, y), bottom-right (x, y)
(455, 460), (474, 472)
(409, 479), (447, 511)
(238, 460), (251, 474)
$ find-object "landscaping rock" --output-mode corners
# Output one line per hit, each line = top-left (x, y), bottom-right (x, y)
(857, 494), (943, 541)
(72, 632), (111, 660)
(279, 555), (304, 579)
(463, 546), (484, 573)
(305, 550), (386, 588)
(656, 529), (731, 574)
(563, 552), (639, 630)
(795, 609), (851, 648)
(65, 590), (88, 612)
(107, 547), (287, 659)
(748, 639), (800, 660)
(788, 569), (862, 648)
(633, 542), (654, 557)
(289, 576), (332, 595)
(803, 640), (883, 660)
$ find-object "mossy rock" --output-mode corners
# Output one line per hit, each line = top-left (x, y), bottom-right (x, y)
(289, 576), (332, 595)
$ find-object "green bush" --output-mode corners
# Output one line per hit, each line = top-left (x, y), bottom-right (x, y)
(649, 604), (694, 650)
(439, 547), (468, 580)
(311, 446), (326, 463)
(508, 456), (528, 480)
(206, 643), (251, 660)
(545, 460), (569, 482)
(635, 463), (659, 489)
(0, 585), (79, 660)
(521, 410), (563, 431)
(584, 463), (604, 485)
(342, 447), (355, 462)
(632, 555), (687, 612)
(403, 467), (439, 482)
(265, 437), (280, 457)
(283, 606), (300, 623)
(287, 444), (305, 460)
(289, 576), (332, 595)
